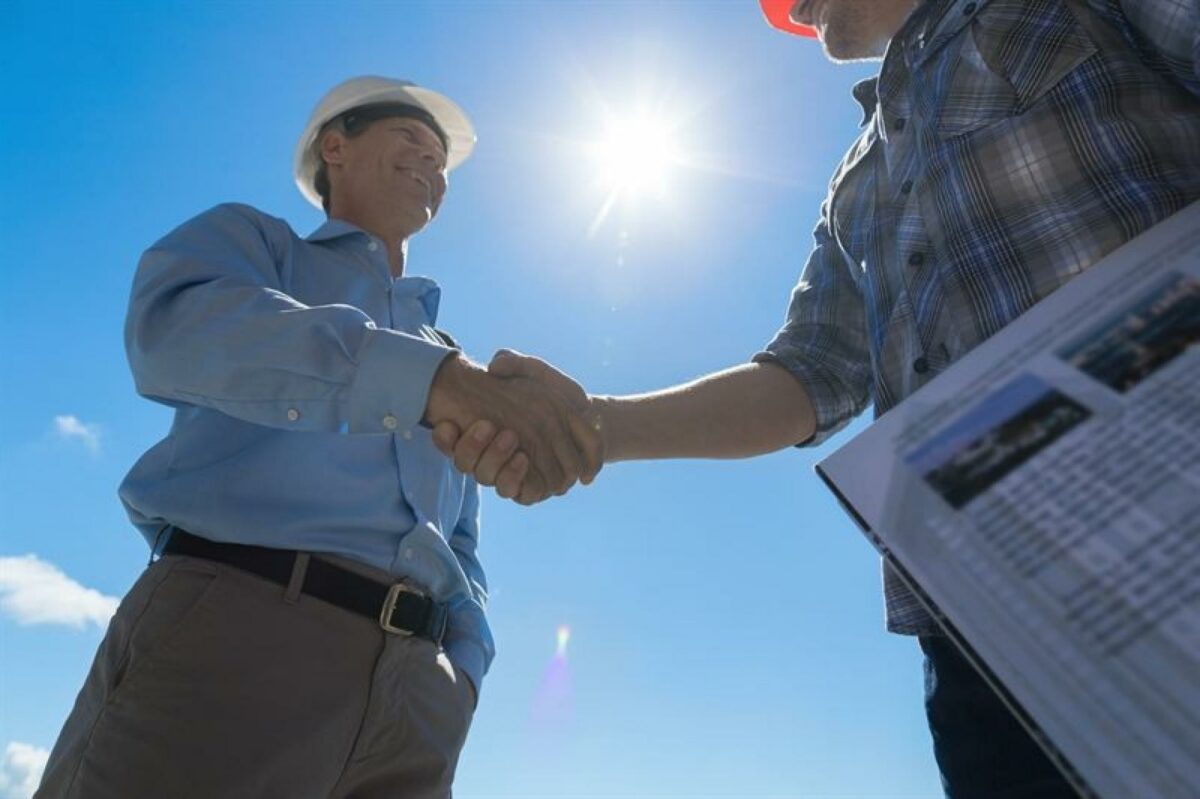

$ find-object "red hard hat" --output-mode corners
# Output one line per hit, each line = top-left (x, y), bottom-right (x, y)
(759, 0), (817, 38)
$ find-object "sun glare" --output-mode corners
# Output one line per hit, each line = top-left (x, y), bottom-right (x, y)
(583, 108), (688, 236)
(591, 114), (678, 198)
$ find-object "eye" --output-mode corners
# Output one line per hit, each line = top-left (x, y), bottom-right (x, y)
(392, 125), (418, 142)
(392, 124), (448, 169)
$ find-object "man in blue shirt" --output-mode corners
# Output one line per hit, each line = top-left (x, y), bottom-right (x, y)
(36, 76), (601, 799)
(435, 1), (1200, 796)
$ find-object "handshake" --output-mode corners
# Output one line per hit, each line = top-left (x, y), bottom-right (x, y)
(423, 349), (606, 505)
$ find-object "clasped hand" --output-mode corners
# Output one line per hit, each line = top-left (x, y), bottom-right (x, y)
(427, 350), (602, 505)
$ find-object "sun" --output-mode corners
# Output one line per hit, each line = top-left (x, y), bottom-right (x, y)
(583, 109), (687, 236)
(590, 113), (679, 199)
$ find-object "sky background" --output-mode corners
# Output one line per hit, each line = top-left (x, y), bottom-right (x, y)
(1, 2), (942, 796)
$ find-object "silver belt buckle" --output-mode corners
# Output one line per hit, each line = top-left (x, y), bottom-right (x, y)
(379, 583), (418, 635)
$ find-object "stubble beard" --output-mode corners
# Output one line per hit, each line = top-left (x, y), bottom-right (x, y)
(820, 0), (913, 63)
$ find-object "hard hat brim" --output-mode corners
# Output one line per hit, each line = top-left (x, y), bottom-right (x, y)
(759, 0), (818, 38)
(294, 79), (476, 209)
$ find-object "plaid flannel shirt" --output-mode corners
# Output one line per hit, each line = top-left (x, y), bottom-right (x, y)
(756, 0), (1200, 634)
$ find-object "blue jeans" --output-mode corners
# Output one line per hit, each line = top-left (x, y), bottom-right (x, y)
(920, 636), (1081, 799)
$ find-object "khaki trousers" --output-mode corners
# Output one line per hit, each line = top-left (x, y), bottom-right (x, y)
(36, 553), (476, 799)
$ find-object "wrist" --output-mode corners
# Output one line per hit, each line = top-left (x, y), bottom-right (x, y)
(592, 395), (622, 463)
(424, 353), (484, 427)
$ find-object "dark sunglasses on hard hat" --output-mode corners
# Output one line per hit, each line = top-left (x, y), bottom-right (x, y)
(340, 103), (450, 156)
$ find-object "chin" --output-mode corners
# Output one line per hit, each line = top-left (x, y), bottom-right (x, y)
(818, 14), (891, 62)
(821, 32), (887, 62)
(397, 209), (432, 236)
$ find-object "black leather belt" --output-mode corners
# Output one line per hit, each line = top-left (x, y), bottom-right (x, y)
(162, 528), (448, 643)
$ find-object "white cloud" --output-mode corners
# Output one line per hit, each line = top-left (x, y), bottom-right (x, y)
(0, 742), (49, 799)
(0, 555), (118, 629)
(53, 415), (100, 454)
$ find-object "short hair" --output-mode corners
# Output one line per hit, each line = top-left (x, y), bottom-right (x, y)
(313, 104), (450, 213)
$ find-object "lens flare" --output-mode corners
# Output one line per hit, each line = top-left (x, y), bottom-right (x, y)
(533, 624), (575, 730)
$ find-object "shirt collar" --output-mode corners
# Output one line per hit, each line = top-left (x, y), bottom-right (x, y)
(864, 0), (985, 121)
(305, 217), (443, 321)
(850, 0), (948, 126)
(397, 277), (442, 323)
(907, 0), (991, 69)
(306, 217), (369, 244)
(852, 78), (880, 126)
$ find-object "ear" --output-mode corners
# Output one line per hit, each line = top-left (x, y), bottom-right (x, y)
(319, 127), (347, 168)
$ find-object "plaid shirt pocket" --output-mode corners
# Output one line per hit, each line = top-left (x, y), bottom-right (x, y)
(934, 0), (1099, 138)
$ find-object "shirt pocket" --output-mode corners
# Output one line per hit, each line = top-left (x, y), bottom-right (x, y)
(933, 0), (1098, 139)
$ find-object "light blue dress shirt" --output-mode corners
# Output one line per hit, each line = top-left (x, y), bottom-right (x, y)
(119, 202), (494, 689)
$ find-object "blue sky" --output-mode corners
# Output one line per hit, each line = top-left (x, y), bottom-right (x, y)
(1, 2), (941, 796)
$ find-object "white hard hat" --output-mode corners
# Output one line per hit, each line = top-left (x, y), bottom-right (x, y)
(293, 75), (476, 208)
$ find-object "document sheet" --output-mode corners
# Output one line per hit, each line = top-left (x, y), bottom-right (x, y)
(817, 202), (1200, 798)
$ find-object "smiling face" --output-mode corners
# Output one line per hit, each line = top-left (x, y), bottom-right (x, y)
(320, 113), (450, 241)
(790, 0), (919, 61)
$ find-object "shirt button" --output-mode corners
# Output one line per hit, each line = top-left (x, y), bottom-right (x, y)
(892, 117), (907, 132)
(402, 429), (413, 441)
(908, 251), (926, 267)
(286, 408), (300, 422)
(367, 241), (379, 252)
(963, 2), (977, 15)
(900, 180), (913, 195)
(382, 414), (398, 430)
(913, 357), (930, 375)
(404, 548), (414, 560)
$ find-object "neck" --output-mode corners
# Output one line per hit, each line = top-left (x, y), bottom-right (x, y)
(327, 205), (412, 278)
(387, 240), (407, 278)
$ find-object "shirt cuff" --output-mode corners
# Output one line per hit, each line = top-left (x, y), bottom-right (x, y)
(443, 632), (491, 697)
(752, 349), (863, 447)
(346, 327), (456, 434)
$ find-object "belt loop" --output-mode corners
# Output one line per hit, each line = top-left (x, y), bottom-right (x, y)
(284, 553), (311, 604)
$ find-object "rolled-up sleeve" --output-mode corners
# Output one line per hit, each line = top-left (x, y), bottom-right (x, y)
(442, 481), (494, 694)
(125, 203), (454, 434)
(753, 210), (872, 447)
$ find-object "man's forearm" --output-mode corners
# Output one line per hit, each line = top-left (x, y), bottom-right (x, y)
(595, 362), (816, 462)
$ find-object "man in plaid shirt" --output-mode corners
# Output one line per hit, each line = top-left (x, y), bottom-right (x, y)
(438, 0), (1200, 794)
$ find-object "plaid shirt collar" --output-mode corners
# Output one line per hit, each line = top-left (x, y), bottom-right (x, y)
(911, 0), (993, 66)
(852, 0), (992, 125)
